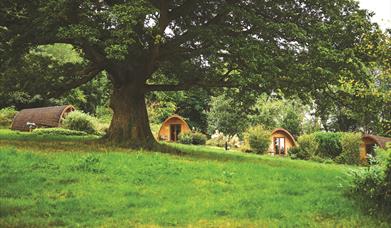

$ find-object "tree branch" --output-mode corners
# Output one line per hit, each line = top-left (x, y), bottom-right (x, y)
(145, 81), (235, 92)
(48, 64), (104, 97)
(168, 0), (197, 21)
(160, 3), (232, 59)
(145, 0), (171, 77)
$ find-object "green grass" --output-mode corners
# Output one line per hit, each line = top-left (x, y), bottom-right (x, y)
(0, 129), (390, 227)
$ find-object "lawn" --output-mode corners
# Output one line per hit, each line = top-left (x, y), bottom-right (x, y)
(0, 129), (389, 227)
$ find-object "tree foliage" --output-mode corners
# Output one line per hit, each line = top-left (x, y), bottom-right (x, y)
(207, 94), (249, 136)
(0, 0), (386, 146)
(313, 31), (390, 136)
(0, 44), (111, 114)
(147, 89), (210, 132)
(249, 94), (305, 137)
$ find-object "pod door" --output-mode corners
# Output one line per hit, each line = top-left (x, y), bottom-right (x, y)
(274, 137), (285, 155)
(170, 124), (181, 141)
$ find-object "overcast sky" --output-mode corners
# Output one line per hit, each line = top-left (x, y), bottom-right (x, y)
(358, 0), (391, 30)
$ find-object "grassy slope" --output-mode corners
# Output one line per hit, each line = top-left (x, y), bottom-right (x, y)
(0, 129), (389, 227)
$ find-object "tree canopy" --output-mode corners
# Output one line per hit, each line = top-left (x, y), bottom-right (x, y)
(0, 0), (387, 147)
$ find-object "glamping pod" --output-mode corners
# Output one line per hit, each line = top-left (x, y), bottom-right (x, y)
(158, 114), (191, 142)
(11, 105), (75, 131)
(360, 134), (391, 159)
(269, 128), (297, 155)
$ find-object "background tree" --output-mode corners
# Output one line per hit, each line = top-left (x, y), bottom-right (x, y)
(207, 94), (249, 136)
(147, 89), (210, 133)
(249, 94), (305, 138)
(313, 30), (390, 136)
(0, 0), (384, 148)
(0, 44), (111, 114)
(175, 90), (210, 132)
(280, 103), (303, 138)
(249, 95), (284, 129)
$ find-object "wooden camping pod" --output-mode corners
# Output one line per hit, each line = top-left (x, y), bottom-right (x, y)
(158, 114), (191, 142)
(269, 128), (297, 155)
(11, 105), (75, 131)
(360, 134), (391, 159)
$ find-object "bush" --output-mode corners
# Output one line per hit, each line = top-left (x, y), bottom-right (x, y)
(288, 147), (301, 159)
(351, 165), (385, 203)
(178, 132), (193, 144)
(206, 130), (223, 147)
(0, 107), (17, 128)
(336, 132), (361, 165)
(350, 154), (391, 213)
(375, 148), (391, 166)
(33, 128), (88, 136)
(243, 125), (270, 154)
(296, 134), (318, 160)
(228, 134), (241, 148)
(178, 131), (207, 145)
(62, 111), (98, 134)
(313, 132), (342, 158)
(206, 130), (241, 148)
(192, 132), (207, 145)
(384, 156), (391, 206)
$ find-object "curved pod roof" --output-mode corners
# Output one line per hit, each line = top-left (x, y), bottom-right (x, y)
(11, 105), (75, 131)
(362, 134), (391, 149)
(158, 114), (190, 139)
(271, 128), (297, 146)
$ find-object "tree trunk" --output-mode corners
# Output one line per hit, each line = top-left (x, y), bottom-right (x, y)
(105, 83), (157, 149)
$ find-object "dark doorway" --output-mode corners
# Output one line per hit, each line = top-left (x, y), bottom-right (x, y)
(170, 124), (181, 141)
(274, 137), (285, 155)
(366, 143), (375, 156)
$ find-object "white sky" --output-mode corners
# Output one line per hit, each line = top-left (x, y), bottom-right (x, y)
(358, 0), (391, 30)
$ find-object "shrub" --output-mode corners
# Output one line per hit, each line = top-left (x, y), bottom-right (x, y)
(288, 147), (301, 159)
(191, 132), (207, 145)
(0, 107), (17, 128)
(228, 134), (241, 148)
(351, 165), (385, 203)
(33, 128), (88, 136)
(243, 125), (270, 154)
(178, 131), (207, 145)
(62, 111), (98, 134)
(296, 134), (318, 160)
(375, 148), (391, 166)
(206, 130), (226, 147)
(313, 132), (342, 159)
(96, 122), (109, 136)
(178, 132), (193, 144)
(95, 106), (113, 124)
(336, 132), (361, 165)
(383, 156), (391, 206)
(206, 130), (241, 148)
(350, 154), (391, 213)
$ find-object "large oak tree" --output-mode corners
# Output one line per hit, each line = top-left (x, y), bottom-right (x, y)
(0, 0), (384, 148)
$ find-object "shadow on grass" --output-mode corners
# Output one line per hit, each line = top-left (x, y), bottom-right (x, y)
(0, 129), (342, 169)
(0, 134), (267, 164)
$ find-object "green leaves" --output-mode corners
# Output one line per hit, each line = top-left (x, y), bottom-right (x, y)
(58, 25), (100, 44)
(104, 44), (130, 60)
(1, 0), (389, 138)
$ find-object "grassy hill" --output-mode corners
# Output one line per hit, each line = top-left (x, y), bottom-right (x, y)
(0, 129), (389, 227)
